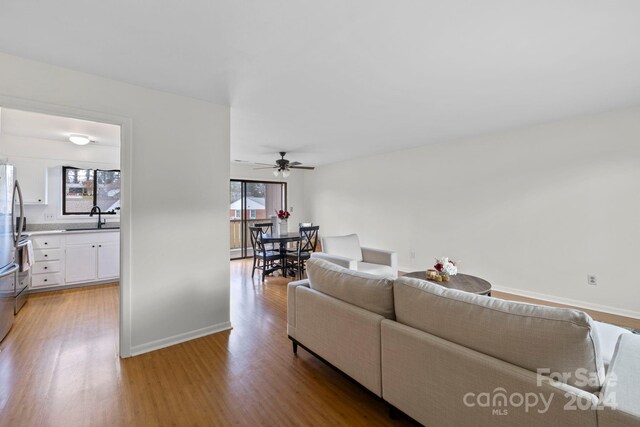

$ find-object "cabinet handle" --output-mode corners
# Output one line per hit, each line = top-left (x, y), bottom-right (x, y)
(44, 279), (48, 282)
(44, 267), (48, 270)
(44, 242), (48, 245)
(99, 245), (102, 248)
(92, 245), (95, 248)
(44, 254), (48, 257)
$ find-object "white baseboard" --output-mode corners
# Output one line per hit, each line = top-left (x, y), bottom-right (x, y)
(398, 268), (640, 320)
(398, 266), (412, 274)
(130, 321), (233, 356)
(493, 286), (640, 320)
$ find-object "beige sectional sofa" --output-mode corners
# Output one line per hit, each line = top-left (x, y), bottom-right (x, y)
(287, 258), (640, 426)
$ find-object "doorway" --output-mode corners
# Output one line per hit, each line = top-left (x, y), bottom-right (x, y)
(0, 104), (127, 346)
(229, 179), (286, 259)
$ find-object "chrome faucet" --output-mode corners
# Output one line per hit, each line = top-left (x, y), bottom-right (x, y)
(89, 205), (105, 229)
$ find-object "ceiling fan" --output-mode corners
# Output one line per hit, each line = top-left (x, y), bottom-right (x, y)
(253, 152), (314, 177)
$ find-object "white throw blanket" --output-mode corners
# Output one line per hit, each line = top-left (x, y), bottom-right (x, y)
(21, 240), (34, 272)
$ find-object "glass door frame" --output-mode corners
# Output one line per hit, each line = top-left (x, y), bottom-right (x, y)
(230, 179), (287, 260)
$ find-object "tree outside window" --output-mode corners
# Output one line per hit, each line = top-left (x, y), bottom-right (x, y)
(63, 167), (120, 215)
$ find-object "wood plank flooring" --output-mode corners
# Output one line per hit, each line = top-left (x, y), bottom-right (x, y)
(1, 260), (637, 426)
(0, 263), (414, 427)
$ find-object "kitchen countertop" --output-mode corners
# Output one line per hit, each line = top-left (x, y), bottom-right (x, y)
(26, 228), (120, 237)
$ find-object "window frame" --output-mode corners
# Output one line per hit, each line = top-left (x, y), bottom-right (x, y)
(62, 166), (121, 215)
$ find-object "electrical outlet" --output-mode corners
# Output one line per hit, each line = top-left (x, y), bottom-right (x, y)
(587, 275), (597, 286)
(44, 213), (55, 221)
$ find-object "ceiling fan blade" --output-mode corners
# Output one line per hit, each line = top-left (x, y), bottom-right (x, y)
(289, 161), (302, 166)
(289, 166), (315, 170)
(253, 166), (277, 170)
(252, 162), (277, 166)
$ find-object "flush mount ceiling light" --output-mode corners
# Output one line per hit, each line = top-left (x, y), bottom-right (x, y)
(69, 134), (91, 145)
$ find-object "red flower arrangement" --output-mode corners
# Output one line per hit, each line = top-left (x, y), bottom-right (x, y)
(276, 209), (291, 220)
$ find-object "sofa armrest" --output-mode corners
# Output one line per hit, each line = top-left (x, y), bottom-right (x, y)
(361, 247), (398, 277)
(287, 279), (310, 336)
(598, 334), (640, 426)
(310, 252), (357, 270)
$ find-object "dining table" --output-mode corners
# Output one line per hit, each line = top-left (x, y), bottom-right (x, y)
(260, 231), (301, 278)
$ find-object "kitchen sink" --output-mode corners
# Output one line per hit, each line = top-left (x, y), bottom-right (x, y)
(65, 227), (120, 232)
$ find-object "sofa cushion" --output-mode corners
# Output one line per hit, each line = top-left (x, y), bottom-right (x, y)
(594, 321), (632, 370)
(356, 262), (394, 277)
(321, 234), (363, 262)
(306, 258), (394, 319)
(393, 276), (605, 393)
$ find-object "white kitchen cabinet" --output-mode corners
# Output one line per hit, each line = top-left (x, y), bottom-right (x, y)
(11, 157), (48, 204)
(65, 244), (98, 283)
(97, 242), (119, 279)
(30, 230), (120, 290)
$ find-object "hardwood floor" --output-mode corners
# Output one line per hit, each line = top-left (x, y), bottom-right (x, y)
(1, 261), (637, 427)
(0, 263), (414, 427)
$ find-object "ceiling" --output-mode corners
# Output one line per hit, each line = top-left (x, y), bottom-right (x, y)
(0, 1), (639, 166)
(1, 108), (121, 147)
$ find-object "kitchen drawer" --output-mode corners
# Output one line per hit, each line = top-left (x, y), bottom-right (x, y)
(34, 249), (63, 262)
(31, 260), (62, 275)
(66, 231), (119, 245)
(31, 273), (63, 288)
(31, 235), (63, 250)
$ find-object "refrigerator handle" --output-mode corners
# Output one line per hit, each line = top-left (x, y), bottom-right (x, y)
(12, 180), (24, 245)
(0, 262), (19, 278)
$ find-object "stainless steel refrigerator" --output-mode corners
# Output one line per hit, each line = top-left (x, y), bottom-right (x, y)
(0, 164), (23, 342)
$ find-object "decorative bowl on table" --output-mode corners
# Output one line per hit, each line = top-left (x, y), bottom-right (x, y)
(432, 257), (457, 282)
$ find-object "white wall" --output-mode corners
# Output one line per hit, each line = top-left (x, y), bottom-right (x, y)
(0, 133), (120, 224)
(230, 162), (310, 226)
(0, 52), (231, 355)
(306, 107), (640, 318)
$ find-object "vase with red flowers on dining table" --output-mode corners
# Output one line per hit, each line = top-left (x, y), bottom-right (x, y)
(276, 209), (291, 234)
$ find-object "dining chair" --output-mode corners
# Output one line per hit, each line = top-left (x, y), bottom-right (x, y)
(249, 226), (281, 282)
(290, 224), (312, 251)
(285, 225), (320, 279)
(254, 222), (275, 250)
(254, 222), (273, 233)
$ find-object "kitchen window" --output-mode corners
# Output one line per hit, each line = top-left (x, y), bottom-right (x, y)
(63, 166), (121, 215)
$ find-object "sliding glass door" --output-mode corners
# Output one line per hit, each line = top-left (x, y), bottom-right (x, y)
(230, 180), (287, 259)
